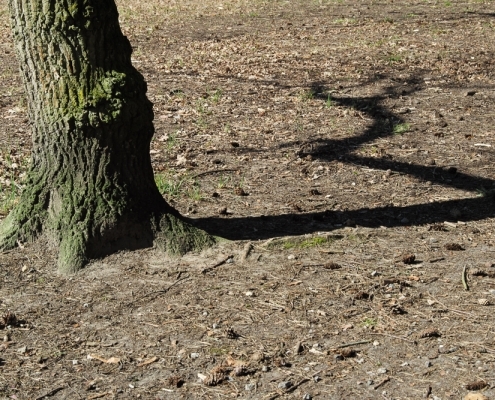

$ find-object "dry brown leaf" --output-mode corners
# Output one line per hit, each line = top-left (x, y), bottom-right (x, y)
(88, 354), (121, 364)
(465, 380), (488, 391)
(418, 328), (441, 338)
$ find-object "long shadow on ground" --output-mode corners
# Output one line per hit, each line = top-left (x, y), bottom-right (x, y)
(193, 73), (495, 239)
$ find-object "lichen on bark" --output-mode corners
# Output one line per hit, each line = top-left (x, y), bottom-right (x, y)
(1, 0), (215, 273)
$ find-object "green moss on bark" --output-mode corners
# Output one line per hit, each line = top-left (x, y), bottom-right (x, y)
(154, 213), (216, 255)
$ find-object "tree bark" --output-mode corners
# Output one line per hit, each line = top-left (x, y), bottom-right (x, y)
(1, 0), (214, 273)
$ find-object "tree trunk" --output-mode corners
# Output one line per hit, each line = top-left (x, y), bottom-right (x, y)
(1, 0), (214, 273)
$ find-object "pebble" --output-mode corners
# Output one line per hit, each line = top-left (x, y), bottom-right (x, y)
(212, 323), (219, 329)
(245, 291), (255, 297)
(425, 361), (432, 367)
(401, 361), (409, 367)
(278, 381), (292, 390)
(303, 394), (312, 400)
(313, 375), (321, 382)
(377, 367), (387, 374)
(190, 353), (200, 359)
(261, 365), (268, 372)
(367, 380), (374, 386)
(288, 255), (296, 260)
(371, 270), (379, 277)
(245, 383), (256, 391)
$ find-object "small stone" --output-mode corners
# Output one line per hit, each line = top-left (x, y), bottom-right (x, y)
(401, 361), (409, 367)
(278, 381), (292, 390)
(72, 360), (78, 365)
(377, 367), (387, 374)
(367, 380), (374, 386)
(425, 360), (432, 367)
(190, 353), (200, 359)
(371, 270), (379, 277)
(245, 291), (255, 297)
(303, 394), (312, 400)
(313, 375), (321, 382)
(245, 383), (256, 391)
(334, 354), (344, 361)
(212, 323), (219, 329)
(261, 365), (268, 372)
(373, 340), (380, 347)
(288, 255), (296, 260)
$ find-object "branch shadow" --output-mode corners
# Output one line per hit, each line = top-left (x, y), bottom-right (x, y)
(192, 72), (495, 240)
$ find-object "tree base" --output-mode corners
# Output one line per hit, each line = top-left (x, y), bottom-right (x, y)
(0, 208), (215, 274)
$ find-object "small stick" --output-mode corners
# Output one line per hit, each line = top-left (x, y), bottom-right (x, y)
(334, 339), (372, 349)
(369, 332), (417, 345)
(373, 376), (390, 390)
(35, 387), (65, 400)
(462, 265), (469, 291)
(201, 255), (233, 274)
(241, 242), (253, 262)
(192, 168), (238, 179)
(128, 276), (190, 305)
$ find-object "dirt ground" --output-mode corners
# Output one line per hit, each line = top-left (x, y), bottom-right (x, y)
(1, 0), (495, 399)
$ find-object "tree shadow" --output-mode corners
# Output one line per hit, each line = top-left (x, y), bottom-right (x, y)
(192, 72), (495, 240)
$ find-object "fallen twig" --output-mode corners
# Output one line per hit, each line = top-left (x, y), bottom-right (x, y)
(427, 293), (477, 318)
(462, 265), (469, 291)
(241, 242), (253, 262)
(369, 332), (417, 345)
(334, 339), (372, 349)
(373, 376), (390, 390)
(35, 386), (65, 400)
(127, 276), (191, 306)
(201, 255), (233, 274)
(192, 168), (238, 179)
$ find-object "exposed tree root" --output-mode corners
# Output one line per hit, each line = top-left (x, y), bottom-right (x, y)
(0, 205), (216, 274)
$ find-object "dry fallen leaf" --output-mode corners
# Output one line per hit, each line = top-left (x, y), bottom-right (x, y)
(465, 380), (488, 391)
(88, 354), (121, 364)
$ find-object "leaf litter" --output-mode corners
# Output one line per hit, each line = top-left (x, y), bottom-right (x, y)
(1, 0), (495, 399)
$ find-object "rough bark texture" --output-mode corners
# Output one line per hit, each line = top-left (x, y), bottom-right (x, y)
(0, 0), (214, 273)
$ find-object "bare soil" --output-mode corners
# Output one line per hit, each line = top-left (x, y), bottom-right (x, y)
(1, 0), (495, 399)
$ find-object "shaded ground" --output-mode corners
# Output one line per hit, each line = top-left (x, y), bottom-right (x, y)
(1, 0), (495, 399)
